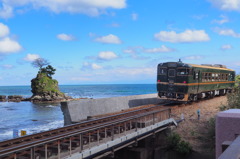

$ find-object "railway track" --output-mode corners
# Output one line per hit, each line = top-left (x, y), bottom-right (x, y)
(0, 102), (172, 159)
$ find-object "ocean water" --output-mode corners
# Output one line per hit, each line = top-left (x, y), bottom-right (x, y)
(0, 84), (156, 141)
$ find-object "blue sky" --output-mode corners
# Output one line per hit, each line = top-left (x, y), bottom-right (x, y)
(0, 0), (240, 86)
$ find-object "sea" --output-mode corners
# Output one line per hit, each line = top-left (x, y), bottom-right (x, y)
(0, 84), (156, 141)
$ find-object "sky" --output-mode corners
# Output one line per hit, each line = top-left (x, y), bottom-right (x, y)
(0, 0), (240, 86)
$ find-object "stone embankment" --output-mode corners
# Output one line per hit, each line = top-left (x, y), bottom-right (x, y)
(0, 95), (26, 102)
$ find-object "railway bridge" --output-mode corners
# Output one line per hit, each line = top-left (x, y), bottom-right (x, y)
(0, 104), (177, 159)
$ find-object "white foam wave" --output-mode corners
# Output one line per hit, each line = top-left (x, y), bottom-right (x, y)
(0, 120), (64, 141)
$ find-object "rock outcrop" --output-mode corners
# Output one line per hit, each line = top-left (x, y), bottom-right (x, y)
(30, 73), (71, 102)
(0, 95), (7, 102)
(8, 95), (23, 102)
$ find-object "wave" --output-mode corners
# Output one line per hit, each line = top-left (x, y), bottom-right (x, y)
(0, 120), (64, 141)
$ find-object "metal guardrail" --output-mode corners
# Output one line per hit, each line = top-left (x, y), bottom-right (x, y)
(0, 103), (167, 149)
(0, 108), (171, 159)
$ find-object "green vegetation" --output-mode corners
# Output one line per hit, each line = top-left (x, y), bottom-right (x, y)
(31, 73), (63, 96)
(219, 87), (240, 110)
(176, 140), (192, 154)
(219, 75), (240, 110)
(206, 117), (216, 150)
(235, 74), (240, 87)
(32, 58), (56, 78)
(39, 65), (56, 78)
(30, 58), (67, 101)
(167, 132), (192, 155)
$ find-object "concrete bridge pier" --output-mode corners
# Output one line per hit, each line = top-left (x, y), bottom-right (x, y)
(103, 128), (171, 159)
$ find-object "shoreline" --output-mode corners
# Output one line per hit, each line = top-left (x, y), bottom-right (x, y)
(0, 95), (87, 103)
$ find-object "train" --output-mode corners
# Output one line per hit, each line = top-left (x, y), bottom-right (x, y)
(157, 60), (235, 102)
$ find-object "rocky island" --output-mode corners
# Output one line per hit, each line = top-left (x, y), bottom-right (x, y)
(0, 58), (73, 103)
(30, 72), (71, 102)
(29, 58), (71, 102)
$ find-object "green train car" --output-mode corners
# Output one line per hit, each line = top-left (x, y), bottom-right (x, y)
(157, 60), (235, 102)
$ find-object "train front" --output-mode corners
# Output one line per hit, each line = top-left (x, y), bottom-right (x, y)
(157, 61), (190, 102)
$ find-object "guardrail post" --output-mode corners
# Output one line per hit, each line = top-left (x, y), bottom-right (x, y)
(105, 128), (107, 139)
(135, 119), (138, 131)
(111, 125), (114, 141)
(30, 147), (35, 159)
(130, 120), (132, 129)
(80, 133), (83, 152)
(124, 122), (126, 135)
(45, 144), (48, 159)
(153, 113), (155, 125)
(169, 109), (171, 118)
(58, 140), (60, 159)
(69, 137), (72, 156)
(89, 133), (91, 148)
(97, 129), (100, 145)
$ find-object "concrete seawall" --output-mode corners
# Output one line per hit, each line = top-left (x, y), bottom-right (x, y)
(61, 93), (163, 125)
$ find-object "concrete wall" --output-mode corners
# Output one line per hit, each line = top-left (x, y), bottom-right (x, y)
(61, 93), (163, 125)
(216, 109), (240, 158)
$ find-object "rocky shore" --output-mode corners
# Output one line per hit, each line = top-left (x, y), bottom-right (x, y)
(0, 95), (83, 103)
(0, 95), (26, 102)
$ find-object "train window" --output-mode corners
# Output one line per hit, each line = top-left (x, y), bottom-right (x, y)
(212, 73), (215, 81)
(177, 68), (190, 75)
(158, 68), (167, 75)
(205, 73), (208, 81)
(168, 69), (175, 77)
(226, 74), (228, 81)
(216, 74), (218, 80)
(202, 73), (205, 82)
(208, 73), (212, 81)
(222, 74), (225, 81)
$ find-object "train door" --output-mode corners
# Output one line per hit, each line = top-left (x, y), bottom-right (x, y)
(167, 68), (176, 95)
(193, 70), (200, 93)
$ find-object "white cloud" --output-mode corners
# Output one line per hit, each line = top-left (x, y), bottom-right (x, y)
(183, 55), (204, 60)
(131, 13), (138, 21)
(154, 29), (210, 43)
(208, 0), (240, 11)
(0, 0), (126, 18)
(114, 67), (155, 76)
(98, 51), (118, 60)
(221, 44), (232, 50)
(0, 23), (10, 37)
(0, 37), (22, 54)
(92, 63), (102, 69)
(143, 45), (175, 53)
(82, 62), (102, 70)
(214, 28), (240, 37)
(71, 77), (92, 81)
(109, 23), (120, 27)
(23, 54), (40, 62)
(0, 23), (22, 54)
(95, 34), (122, 44)
(69, 66), (157, 83)
(123, 48), (136, 54)
(212, 15), (229, 24)
(1, 64), (14, 69)
(57, 33), (75, 41)
(0, 4), (13, 19)
(192, 14), (208, 20)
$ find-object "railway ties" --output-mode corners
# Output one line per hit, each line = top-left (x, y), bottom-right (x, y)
(0, 103), (175, 159)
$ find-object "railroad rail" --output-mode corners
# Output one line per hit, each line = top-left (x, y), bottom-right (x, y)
(0, 103), (175, 159)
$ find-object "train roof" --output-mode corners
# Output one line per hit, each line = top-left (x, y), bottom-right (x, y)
(159, 62), (234, 71)
(188, 64), (234, 71)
